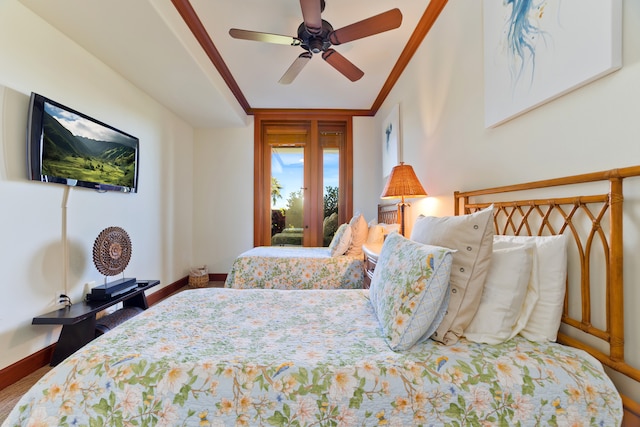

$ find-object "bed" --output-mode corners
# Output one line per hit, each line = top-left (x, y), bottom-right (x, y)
(6, 167), (639, 426)
(225, 207), (399, 290)
(224, 246), (365, 289)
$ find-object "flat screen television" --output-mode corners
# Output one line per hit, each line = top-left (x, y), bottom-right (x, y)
(27, 92), (139, 193)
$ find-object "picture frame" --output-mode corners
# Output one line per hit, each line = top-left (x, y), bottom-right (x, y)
(483, 0), (622, 128)
(382, 104), (400, 180)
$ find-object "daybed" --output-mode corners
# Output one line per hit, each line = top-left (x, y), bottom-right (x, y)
(6, 166), (639, 426)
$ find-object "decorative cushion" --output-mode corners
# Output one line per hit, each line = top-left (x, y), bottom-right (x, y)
(345, 213), (368, 257)
(369, 232), (454, 351)
(328, 223), (352, 257)
(366, 224), (385, 245)
(410, 205), (494, 345)
(493, 234), (568, 342)
(380, 223), (401, 236)
(464, 243), (534, 344)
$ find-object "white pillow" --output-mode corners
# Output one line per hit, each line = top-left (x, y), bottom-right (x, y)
(380, 223), (400, 236)
(329, 223), (352, 257)
(346, 213), (368, 257)
(464, 243), (534, 344)
(493, 234), (568, 342)
(410, 205), (494, 345)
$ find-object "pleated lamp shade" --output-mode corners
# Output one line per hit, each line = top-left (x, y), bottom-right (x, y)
(380, 162), (427, 202)
(380, 162), (427, 236)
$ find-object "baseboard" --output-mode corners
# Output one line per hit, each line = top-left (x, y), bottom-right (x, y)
(623, 394), (640, 427)
(0, 344), (54, 391)
(146, 276), (188, 306)
(0, 275), (193, 391)
(209, 273), (227, 282)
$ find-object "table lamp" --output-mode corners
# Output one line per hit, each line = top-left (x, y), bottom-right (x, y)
(380, 162), (427, 236)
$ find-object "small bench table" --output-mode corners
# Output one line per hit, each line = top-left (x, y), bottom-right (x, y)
(33, 280), (160, 366)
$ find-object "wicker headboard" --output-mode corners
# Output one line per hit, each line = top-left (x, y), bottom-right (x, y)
(454, 166), (640, 387)
(377, 203), (398, 225)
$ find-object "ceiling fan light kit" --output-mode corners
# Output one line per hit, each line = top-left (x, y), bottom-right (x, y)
(229, 0), (402, 84)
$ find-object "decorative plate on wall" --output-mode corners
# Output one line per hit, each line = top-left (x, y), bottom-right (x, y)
(93, 226), (132, 276)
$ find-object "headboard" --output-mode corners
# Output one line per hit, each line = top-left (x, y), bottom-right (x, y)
(377, 203), (398, 225)
(454, 166), (640, 393)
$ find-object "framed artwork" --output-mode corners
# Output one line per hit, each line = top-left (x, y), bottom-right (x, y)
(483, 0), (622, 128)
(382, 104), (400, 180)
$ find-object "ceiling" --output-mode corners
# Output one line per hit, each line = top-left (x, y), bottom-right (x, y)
(18, 0), (446, 128)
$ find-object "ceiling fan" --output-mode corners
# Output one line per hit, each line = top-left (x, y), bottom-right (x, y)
(229, 0), (402, 84)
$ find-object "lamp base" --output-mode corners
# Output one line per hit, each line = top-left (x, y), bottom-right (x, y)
(397, 202), (410, 237)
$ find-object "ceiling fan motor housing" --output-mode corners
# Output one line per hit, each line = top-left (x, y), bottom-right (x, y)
(297, 20), (333, 54)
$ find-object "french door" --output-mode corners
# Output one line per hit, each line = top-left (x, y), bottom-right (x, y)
(254, 114), (353, 247)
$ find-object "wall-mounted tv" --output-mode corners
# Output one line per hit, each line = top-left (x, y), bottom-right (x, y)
(27, 92), (139, 193)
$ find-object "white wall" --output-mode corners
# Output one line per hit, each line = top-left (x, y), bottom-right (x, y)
(192, 116), (379, 274)
(0, 2), (194, 370)
(375, 0), (640, 399)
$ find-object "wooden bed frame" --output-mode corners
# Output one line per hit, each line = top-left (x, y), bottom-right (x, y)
(454, 166), (640, 424)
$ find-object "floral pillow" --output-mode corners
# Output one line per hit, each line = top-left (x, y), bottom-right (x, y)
(369, 232), (454, 351)
(328, 223), (352, 256)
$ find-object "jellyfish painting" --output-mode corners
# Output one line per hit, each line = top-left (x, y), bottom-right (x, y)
(503, 0), (550, 92)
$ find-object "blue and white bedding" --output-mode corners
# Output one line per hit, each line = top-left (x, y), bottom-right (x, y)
(4, 288), (622, 426)
(225, 246), (364, 289)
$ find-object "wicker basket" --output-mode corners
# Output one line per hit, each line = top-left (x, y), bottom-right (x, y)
(188, 265), (209, 288)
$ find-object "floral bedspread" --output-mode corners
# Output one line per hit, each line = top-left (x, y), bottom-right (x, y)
(5, 289), (622, 426)
(225, 246), (364, 289)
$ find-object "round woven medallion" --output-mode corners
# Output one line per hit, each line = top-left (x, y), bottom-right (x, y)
(93, 226), (132, 276)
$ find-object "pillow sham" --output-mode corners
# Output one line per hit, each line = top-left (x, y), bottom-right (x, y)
(464, 243), (534, 344)
(410, 205), (494, 345)
(346, 213), (368, 257)
(366, 224), (385, 245)
(329, 223), (352, 257)
(369, 232), (454, 351)
(380, 223), (401, 236)
(493, 234), (568, 342)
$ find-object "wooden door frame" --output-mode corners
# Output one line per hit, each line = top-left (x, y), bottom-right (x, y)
(254, 112), (354, 247)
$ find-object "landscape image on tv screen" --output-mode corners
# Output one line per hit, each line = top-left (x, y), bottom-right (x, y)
(42, 102), (137, 189)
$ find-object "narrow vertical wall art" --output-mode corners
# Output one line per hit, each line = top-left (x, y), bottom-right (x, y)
(483, 0), (622, 128)
(382, 104), (400, 180)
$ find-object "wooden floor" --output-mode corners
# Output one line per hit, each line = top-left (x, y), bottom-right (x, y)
(0, 282), (223, 423)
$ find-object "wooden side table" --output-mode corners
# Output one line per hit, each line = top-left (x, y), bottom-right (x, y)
(33, 280), (160, 366)
(362, 243), (382, 289)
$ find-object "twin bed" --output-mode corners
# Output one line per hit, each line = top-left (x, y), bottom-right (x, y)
(224, 246), (365, 289)
(225, 205), (399, 290)
(5, 166), (640, 426)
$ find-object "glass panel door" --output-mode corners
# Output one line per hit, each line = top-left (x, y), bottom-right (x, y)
(320, 127), (342, 246)
(254, 115), (352, 248)
(270, 146), (304, 246)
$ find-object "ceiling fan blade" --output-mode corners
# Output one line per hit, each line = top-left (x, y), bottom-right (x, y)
(321, 49), (364, 82)
(279, 52), (313, 84)
(329, 8), (402, 45)
(299, 0), (323, 35)
(229, 28), (301, 46)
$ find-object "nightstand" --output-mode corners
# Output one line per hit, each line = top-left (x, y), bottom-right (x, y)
(362, 243), (383, 289)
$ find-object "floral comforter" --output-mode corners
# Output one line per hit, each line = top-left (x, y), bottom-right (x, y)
(5, 289), (622, 426)
(225, 246), (364, 289)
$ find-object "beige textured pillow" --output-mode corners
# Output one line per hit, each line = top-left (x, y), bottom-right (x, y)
(366, 224), (385, 245)
(410, 205), (494, 345)
(345, 213), (368, 257)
